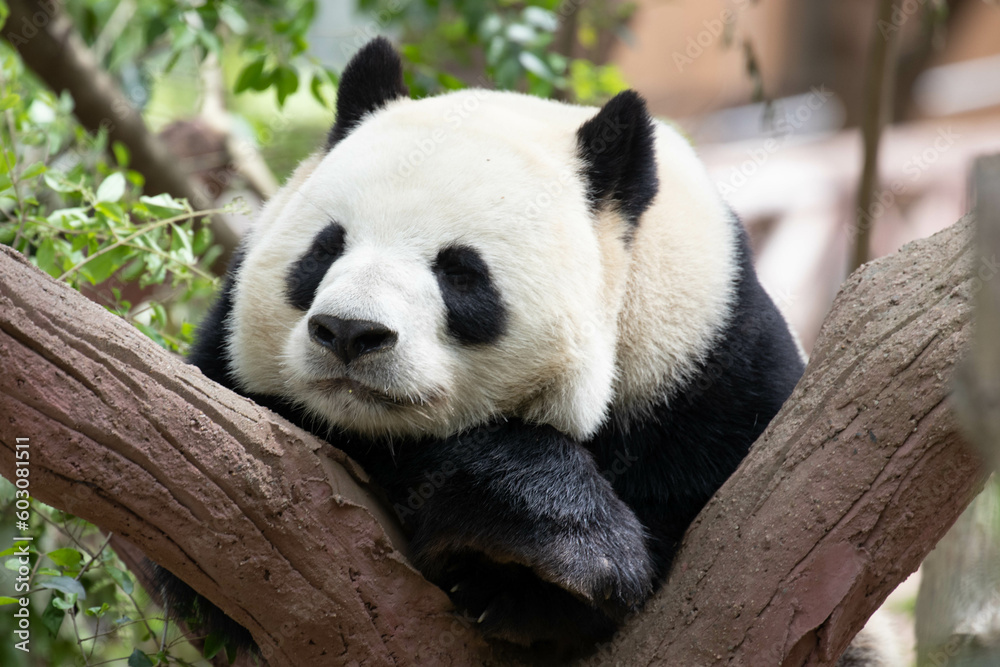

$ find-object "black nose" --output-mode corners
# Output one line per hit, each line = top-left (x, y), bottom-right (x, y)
(308, 315), (398, 364)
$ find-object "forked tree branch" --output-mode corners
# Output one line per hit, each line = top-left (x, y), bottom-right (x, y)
(0, 212), (987, 666)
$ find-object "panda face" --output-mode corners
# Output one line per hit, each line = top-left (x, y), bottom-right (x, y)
(228, 90), (629, 440)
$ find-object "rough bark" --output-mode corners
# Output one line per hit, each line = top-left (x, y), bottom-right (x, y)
(1, 0), (240, 268)
(0, 212), (987, 666)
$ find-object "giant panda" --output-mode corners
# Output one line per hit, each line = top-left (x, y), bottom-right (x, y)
(154, 37), (893, 663)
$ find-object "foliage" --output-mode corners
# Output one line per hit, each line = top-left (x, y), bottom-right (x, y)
(0, 43), (227, 353)
(63, 0), (337, 109)
(360, 0), (631, 101)
(0, 478), (215, 667)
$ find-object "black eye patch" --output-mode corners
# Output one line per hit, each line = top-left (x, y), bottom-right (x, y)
(285, 223), (346, 311)
(433, 245), (507, 345)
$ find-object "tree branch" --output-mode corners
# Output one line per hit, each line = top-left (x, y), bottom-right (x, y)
(0, 212), (986, 665)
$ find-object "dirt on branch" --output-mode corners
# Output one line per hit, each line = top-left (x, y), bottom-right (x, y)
(0, 213), (986, 666)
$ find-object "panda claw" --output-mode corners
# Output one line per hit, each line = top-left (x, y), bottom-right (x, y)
(477, 610), (489, 624)
(450, 583), (461, 593)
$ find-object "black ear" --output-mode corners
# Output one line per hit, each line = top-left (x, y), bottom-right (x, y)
(576, 90), (659, 226)
(326, 38), (409, 150)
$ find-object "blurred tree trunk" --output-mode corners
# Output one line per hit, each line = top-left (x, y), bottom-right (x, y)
(915, 484), (1000, 667)
(919, 155), (1000, 667)
(786, 0), (974, 126)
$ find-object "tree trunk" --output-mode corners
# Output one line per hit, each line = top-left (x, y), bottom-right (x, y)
(0, 211), (987, 665)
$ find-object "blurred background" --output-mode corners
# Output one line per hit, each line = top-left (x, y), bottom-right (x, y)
(1, 0), (999, 665)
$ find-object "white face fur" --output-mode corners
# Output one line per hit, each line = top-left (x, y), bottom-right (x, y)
(228, 88), (738, 442)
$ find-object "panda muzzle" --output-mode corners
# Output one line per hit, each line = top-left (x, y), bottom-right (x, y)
(308, 314), (398, 365)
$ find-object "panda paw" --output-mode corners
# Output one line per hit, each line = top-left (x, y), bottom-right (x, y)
(413, 497), (655, 647)
(442, 554), (621, 649)
(396, 418), (656, 646)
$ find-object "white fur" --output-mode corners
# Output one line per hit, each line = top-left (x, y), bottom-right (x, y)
(229, 89), (737, 440)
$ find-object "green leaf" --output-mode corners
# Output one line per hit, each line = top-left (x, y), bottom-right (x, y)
(51, 595), (75, 610)
(47, 206), (89, 229)
(107, 566), (134, 595)
(36, 238), (59, 278)
(0, 0), (9, 31)
(203, 631), (226, 659)
(171, 225), (194, 263)
(0, 596), (19, 606)
(235, 56), (267, 94)
(127, 649), (154, 667)
(113, 141), (130, 168)
(37, 575), (87, 599)
(85, 602), (110, 617)
(218, 3), (248, 34)
(150, 302), (168, 326)
(309, 73), (327, 108)
(120, 258), (146, 282)
(40, 597), (66, 636)
(0, 544), (33, 557)
(44, 172), (81, 194)
(522, 6), (558, 31)
(0, 93), (19, 112)
(275, 66), (299, 106)
(46, 547), (83, 569)
(95, 172), (127, 203)
(71, 233), (92, 253)
(19, 161), (46, 180)
(192, 226), (213, 255)
(518, 51), (552, 81)
(140, 193), (186, 216)
(95, 201), (124, 222)
(80, 245), (132, 285)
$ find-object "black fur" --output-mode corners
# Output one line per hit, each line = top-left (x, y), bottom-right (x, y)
(325, 37), (409, 150)
(187, 249), (243, 386)
(587, 215), (804, 580)
(285, 222), (346, 311)
(433, 245), (508, 345)
(364, 418), (653, 651)
(576, 90), (659, 227)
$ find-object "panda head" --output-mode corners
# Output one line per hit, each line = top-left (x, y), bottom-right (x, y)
(228, 38), (659, 441)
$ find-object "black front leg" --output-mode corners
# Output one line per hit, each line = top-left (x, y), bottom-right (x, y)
(372, 418), (655, 650)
